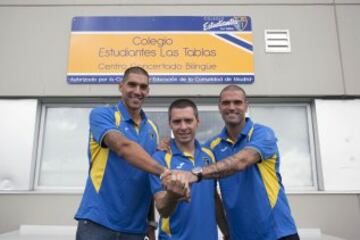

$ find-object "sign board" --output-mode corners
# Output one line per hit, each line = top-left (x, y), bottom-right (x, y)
(67, 16), (254, 84)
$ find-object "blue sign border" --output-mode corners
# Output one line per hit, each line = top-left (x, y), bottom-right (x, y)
(67, 75), (254, 84)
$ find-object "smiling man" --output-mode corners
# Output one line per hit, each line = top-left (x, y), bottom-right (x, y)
(203, 85), (299, 240)
(150, 99), (229, 240)
(75, 67), (169, 240)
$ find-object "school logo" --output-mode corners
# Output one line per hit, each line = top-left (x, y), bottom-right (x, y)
(202, 156), (211, 165)
(233, 16), (249, 31)
(148, 131), (155, 139)
(203, 16), (249, 31)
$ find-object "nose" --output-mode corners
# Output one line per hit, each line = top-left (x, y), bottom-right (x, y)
(228, 102), (236, 110)
(133, 85), (142, 95)
(179, 120), (187, 130)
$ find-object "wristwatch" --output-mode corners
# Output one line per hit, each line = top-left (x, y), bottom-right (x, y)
(191, 167), (203, 182)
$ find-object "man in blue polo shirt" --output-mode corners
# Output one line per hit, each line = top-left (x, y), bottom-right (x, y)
(150, 99), (229, 240)
(163, 85), (299, 240)
(75, 67), (169, 240)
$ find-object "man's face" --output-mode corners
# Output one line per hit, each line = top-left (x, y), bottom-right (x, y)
(169, 107), (199, 146)
(218, 89), (248, 126)
(119, 73), (149, 111)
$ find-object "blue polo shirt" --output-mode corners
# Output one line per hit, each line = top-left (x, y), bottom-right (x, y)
(205, 118), (297, 240)
(150, 140), (218, 240)
(75, 101), (159, 234)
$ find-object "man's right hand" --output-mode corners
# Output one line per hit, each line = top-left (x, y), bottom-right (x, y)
(157, 137), (171, 152)
(165, 173), (191, 202)
(169, 170), (199, 184)
(161, 170), (199, 201)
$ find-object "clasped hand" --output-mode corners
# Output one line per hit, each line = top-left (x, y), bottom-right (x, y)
(160, 170), (198, 202)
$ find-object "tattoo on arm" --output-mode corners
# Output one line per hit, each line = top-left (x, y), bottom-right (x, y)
(203, 148), (260, 179)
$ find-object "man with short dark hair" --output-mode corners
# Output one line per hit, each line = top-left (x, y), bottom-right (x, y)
(150, 99), (229, 240)
(75, 66), (169, 240)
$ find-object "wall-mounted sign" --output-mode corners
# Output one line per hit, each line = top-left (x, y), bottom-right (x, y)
(67, 16), (254, 84)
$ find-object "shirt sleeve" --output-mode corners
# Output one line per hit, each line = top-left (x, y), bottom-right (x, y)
(244, 125), (278, 161)
(149, 151), (167, 195)
(90, 107), (120, 147)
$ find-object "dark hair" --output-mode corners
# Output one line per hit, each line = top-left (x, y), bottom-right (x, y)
(219, 84), (247, 101)
(122, 66), (149, 82)
(168, 99), (199, 121)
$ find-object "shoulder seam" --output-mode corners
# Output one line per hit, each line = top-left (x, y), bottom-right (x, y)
(147, 119), (160, 144)
(210, 137), (222, 150)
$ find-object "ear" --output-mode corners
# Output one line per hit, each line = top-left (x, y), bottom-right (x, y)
(245, 100), (249, 111)
(145, 85), (150, 96)
(118, 82), (123, 93)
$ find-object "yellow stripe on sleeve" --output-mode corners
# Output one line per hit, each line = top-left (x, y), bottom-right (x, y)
(210, 137), (222, 150)
(201, 147), (216, 163)
(257, 155), (280, 208)
(147, 119), (160, 144)
(161, 217), (171, 236)
(247, 126), (254, 142)
(164, 153), (172, 168)
(89, 134), (109, 192)
(114, 110), (121, 127)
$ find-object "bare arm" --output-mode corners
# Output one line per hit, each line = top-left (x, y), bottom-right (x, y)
(169, 148), (262, 184)
(104, 131), (165, 176)
(154, 191), (180, 218)
(154, 174), (190, 218)
(215, 191), (230, 239)
(202, 148), (260, 179)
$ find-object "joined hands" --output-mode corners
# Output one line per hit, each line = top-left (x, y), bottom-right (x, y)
(160, 169), (198, 202)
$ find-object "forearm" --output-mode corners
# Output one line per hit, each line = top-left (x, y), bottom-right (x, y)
(215, 192), (229, 238)
(203, 148), (260, 179)
(104, 132), (165, 175)
(155, 192), (179, 218)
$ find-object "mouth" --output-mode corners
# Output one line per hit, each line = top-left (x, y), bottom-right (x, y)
(177, 132), (192, 138)
(129, 96), (143, 103)
(226, 112), (239, 117)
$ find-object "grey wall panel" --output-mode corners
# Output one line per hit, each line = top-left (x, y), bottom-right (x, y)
(0, 7), (91, 96)
(335, 0), (360, 3)
(0, 194), (359, 240)
(288, 194), (360, 240)
(0, 5), (344, 97)
(0, 8), (45, 96)
(0, 194), (79, 233)
(249, 5), (343, 96)
(336, 5), (360, 95)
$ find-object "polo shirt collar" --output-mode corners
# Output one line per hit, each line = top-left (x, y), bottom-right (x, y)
(169, 139), (202, 157)
(117, 101), (147, 122)
(219, 117), (254, 142)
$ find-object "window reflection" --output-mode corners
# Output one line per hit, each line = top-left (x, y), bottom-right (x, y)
(38, 104), (315, 190)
